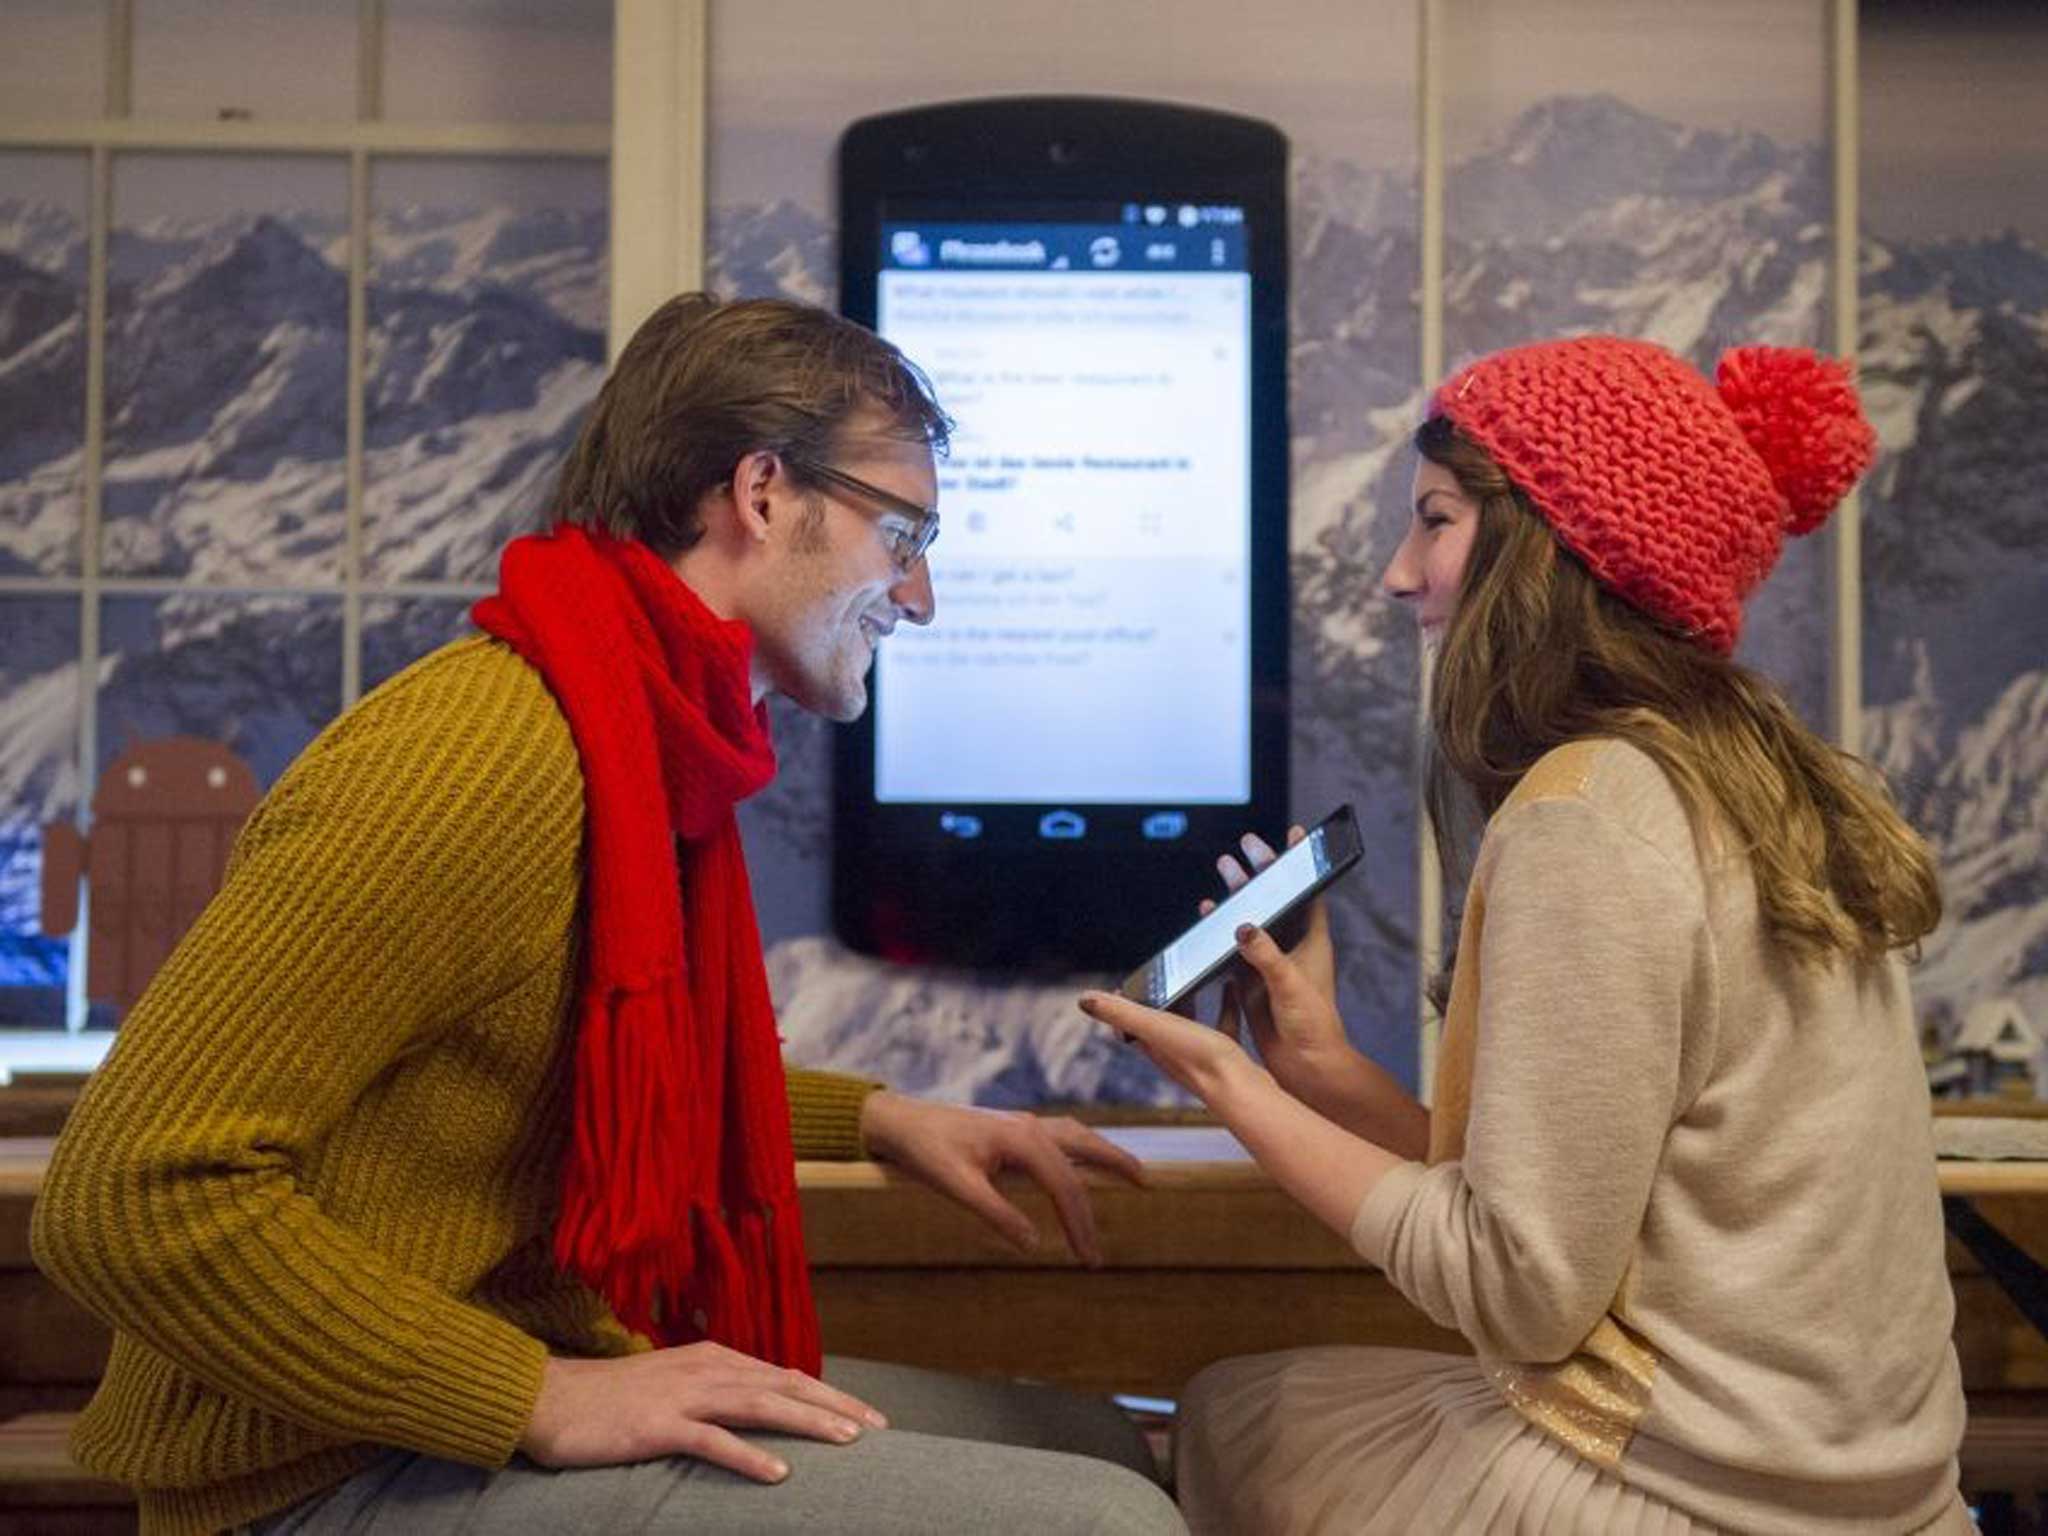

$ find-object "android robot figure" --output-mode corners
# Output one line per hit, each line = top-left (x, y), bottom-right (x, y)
(40, 737), (262, 1014)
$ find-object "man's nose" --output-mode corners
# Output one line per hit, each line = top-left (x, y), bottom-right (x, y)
(892, 558), (936, 625)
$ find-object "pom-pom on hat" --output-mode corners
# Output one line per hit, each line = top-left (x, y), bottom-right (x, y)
(1430, 335), (1876, 654)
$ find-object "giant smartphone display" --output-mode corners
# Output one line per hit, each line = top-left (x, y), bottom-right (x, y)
(834, 98), (1290, 971)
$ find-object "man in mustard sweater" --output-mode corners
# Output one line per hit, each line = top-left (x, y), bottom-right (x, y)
(32, 294), (1185, 1536)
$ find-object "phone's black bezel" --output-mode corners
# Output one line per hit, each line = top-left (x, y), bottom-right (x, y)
(1120, 804), (1361, 1009)
(832, 96), (1291, 973)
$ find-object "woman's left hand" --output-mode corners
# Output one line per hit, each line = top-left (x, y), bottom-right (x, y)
(1078, 985), (1267, 1110)
(1085, 942), (1411, 1246)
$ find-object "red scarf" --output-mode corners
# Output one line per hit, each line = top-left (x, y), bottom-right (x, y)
(473, 523), (820, 1372)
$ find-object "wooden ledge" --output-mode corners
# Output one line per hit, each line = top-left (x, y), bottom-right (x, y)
(0, 1411), (131, 1506)
(9, 1131), (2048, 1272)
(801, 1129), (1359, 1270)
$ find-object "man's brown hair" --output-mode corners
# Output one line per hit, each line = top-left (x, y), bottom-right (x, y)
(549, 293), (951, 557)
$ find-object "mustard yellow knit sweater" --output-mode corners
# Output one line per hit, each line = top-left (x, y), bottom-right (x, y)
(31, 635), (878, 1536)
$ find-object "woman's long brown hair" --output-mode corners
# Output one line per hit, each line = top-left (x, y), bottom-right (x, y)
(1416, 415), (1941, 1005)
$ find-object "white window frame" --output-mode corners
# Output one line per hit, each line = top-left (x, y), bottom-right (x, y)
(0, 0), (618, 1029)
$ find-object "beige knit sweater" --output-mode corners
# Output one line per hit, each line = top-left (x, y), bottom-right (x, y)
(1352, 739), (1966, 1533)
(32, 637), (879, 1536)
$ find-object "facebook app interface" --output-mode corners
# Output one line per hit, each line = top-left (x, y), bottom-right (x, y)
(875, 206), (1252, 806)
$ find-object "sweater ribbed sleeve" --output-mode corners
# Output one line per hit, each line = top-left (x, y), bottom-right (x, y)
(786, 1066), (880, 1159)
(31, 645), (574, 1470)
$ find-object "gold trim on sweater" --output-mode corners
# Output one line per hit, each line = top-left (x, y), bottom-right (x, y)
(1485, 1315), (1660, 1469)
(1427, 740), (1661, 1468)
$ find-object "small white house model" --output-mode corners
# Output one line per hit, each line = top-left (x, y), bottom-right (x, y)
(1949, 997), (2041, 1098)
(1926, 1055), (1970, 1098)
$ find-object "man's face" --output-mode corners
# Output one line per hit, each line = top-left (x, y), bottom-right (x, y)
(746, 428), (939, 723)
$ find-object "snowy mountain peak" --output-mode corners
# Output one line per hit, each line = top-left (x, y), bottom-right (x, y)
(1452, 93), (1812, 245)
(1498, 92), (1679, 167)
(0, 250), (80, 358)
(0, 197), (85, 280)
(1944, 670), (2048, 850)
(140, 214), (343, 315)
(1292, 151), (1415, 233)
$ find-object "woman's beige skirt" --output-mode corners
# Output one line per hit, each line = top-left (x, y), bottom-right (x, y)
(1173, 1346), (1969, 1536)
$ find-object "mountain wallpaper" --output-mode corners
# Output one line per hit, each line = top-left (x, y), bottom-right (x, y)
(1, 90), (2042, 1099)
(0, 194), (606, 1023)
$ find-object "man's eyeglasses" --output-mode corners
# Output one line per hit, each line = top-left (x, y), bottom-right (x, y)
(784, 456), (940, 570)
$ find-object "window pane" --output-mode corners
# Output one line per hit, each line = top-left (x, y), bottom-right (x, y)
(1862, 2), (2048, 1097)
(0, 598), (82, 1028)
(384, 0), (611, 124)
(0, 151), (90, 576)
(365, 156), (606, 584)
(712, 0), (1424, 1100)
(105, 154), (348, 582)
(92, 593), (341, 1024)
(0, 1), (105, 118)
(362, 596), (477, 693)
(1441, 0), (1835, 728)
(99, 593), (343, 788)
(132, 0), (356, 122)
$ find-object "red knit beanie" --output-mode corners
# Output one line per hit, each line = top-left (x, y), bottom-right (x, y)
(1430, 336), (1876, 654)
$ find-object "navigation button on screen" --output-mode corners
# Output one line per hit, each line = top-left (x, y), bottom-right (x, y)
(1039, 810), (1088, 840)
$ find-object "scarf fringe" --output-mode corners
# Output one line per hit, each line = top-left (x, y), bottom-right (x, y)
(554, 984), (693, 1330)
(552, 981), (820, 1372)
(696, 1201), (819, 1368)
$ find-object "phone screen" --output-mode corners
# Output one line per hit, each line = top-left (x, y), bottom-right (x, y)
(871, 203), (1252, 806)
(1121, 806), (1362, 1009)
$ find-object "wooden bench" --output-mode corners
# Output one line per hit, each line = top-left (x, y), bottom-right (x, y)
(0, 1087), (78, 1140)
(804, 1129), (2048, 1508)
(804, 1129), (2048, 1398)
(5, 1130), (2046, 1527)
(0, 1413), (132, 1536)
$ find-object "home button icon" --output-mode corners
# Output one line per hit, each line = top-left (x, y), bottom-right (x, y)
(1038, 809), (1087, 840)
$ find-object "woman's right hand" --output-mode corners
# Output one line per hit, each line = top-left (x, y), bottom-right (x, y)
(1205, 831), (1431, 1160)
(519, 1342), (888, 1482)
(1207, 828), (1350, 1090)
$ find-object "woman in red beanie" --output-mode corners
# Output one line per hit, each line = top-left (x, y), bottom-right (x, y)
(1084, 337), (1970, 1534)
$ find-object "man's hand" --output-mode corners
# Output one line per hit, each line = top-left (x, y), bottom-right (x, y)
(519, 1342), (887, 1482)
(858, 1091), (1145, 1266)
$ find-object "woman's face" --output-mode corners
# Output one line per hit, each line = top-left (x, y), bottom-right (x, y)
(1382, 458), (1482, 637)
